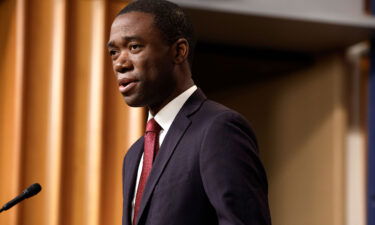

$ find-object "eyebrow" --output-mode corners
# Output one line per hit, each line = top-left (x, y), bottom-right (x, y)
(107, 41), (115, 48)
(107, 36), (144, 48)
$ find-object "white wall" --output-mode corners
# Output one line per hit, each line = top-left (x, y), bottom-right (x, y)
(173, 0), (366, 21)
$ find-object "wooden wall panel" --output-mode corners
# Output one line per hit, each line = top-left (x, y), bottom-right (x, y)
(0, 1), (144, 225)
(20, 0), (53, 224)
(86, 1), (106, 225)
(61, 1), (95, 224)
(0, 1), (22, 225)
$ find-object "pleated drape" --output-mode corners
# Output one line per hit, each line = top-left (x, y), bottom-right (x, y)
(0, 1), (144, 225)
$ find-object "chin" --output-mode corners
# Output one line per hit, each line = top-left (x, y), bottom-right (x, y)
(123, 95), (146, 108)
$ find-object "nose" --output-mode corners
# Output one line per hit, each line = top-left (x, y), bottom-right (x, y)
(113, 52), (132, 73)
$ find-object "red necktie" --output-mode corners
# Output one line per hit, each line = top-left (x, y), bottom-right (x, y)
(133, 118), (161, 225)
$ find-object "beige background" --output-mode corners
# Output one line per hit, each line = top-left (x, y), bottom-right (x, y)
(207, 54), (348, 225)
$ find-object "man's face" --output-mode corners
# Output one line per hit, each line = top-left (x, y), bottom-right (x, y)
(107, 12), (176, 109)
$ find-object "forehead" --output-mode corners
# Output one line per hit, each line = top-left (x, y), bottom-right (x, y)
(110, 12), (157, 39)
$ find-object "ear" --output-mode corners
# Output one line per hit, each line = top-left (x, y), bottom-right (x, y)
(172, 38), (189, 64)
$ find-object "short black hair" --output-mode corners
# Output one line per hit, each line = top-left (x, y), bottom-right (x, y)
(117, 0), (195, 66)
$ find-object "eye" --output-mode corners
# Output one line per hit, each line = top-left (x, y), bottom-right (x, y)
(130, 44), (139, 50)
(109, 49), (119, 56)
(129, 44), (142, 52)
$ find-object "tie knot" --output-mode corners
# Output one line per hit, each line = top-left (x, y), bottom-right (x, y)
(146, 118), (162, 133)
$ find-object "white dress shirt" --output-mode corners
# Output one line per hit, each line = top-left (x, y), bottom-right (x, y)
(131, 85), (198, 220)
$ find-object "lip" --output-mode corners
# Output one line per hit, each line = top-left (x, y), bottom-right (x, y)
(118, 77), (139, 94)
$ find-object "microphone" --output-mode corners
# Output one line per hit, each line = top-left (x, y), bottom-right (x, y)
(0, 183), (42, 213)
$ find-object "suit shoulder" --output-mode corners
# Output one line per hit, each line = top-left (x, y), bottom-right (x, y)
(191, 99), (257, 142)
(196, 99), (251, 125)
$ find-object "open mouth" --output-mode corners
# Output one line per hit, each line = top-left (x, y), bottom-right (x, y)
(118, 78), (138, 94)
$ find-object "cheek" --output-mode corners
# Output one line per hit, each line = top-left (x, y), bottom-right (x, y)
(134, 57), (160, 79)
(132, 49), (174, 81)
(131, 55), (150, 74)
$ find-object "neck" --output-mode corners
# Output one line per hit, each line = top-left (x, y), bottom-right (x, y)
(148, 79), (194, 116)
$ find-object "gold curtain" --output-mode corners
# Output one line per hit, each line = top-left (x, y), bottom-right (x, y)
(0, 1), (144, 225)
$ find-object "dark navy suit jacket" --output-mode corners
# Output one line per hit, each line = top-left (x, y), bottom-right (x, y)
(122, 89), (271, 225)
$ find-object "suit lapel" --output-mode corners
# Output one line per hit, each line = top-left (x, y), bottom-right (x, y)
(123, 137), (144, 225)
(135, 89), (207, 225)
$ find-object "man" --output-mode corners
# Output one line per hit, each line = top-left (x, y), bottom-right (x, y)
(107, 0), (271, 224)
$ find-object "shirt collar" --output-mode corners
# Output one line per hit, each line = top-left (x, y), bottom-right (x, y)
(147, 85), (197, 131)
